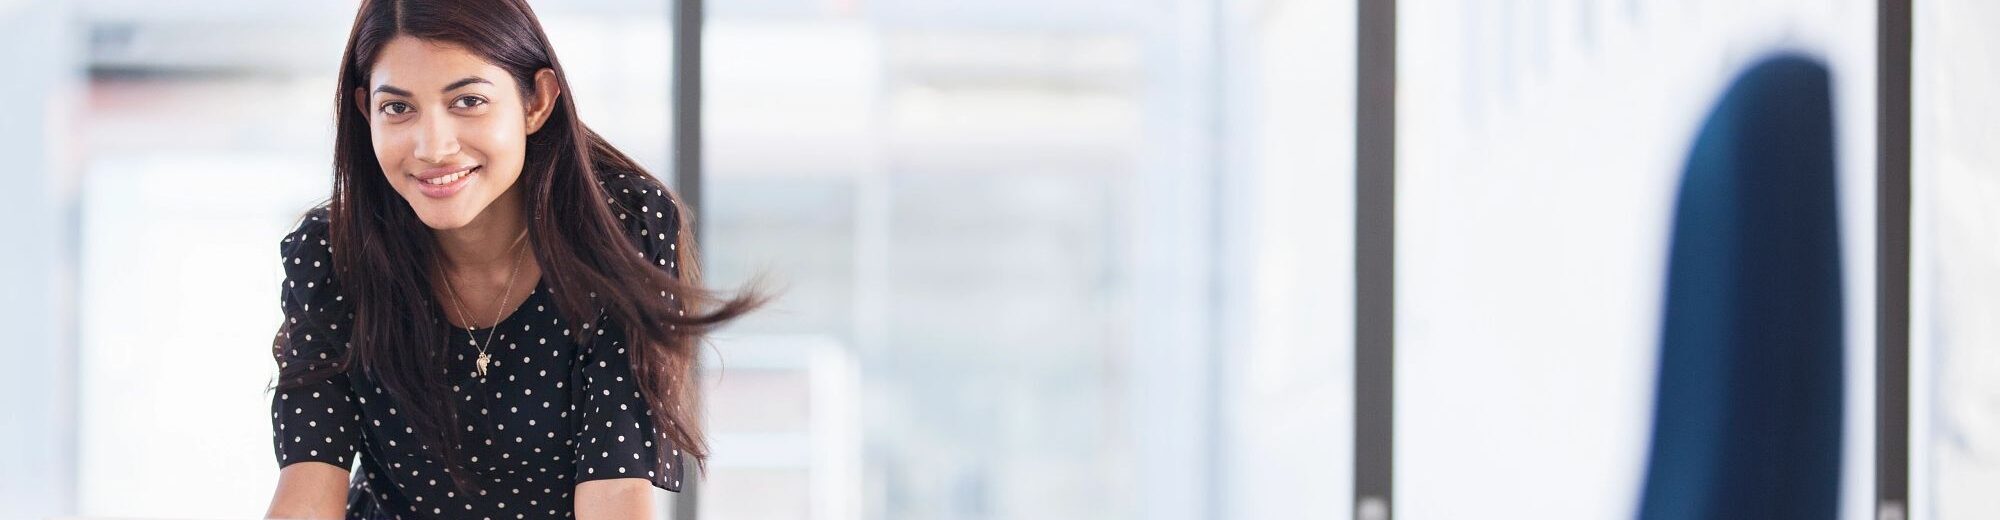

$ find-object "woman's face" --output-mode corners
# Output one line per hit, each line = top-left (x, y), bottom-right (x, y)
(358, 35), (558, 231)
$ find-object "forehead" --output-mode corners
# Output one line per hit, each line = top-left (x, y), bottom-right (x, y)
(368, 35), (510, 92)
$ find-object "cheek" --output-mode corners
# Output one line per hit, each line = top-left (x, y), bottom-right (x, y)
(369, 123), (408, 172)
(465, 117), (529, 172)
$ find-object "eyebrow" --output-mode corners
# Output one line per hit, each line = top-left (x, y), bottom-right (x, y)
(371, 76), (494, 98)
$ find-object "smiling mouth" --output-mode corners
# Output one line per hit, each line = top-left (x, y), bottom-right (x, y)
(424, 167), (477, 185)
(410, 165), (481, 198)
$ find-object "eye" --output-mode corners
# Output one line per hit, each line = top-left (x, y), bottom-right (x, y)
(452, 96), (488, 109)
(378, 101), (412, 116)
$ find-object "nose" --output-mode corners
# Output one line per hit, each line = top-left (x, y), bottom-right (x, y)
(411, 113), (460, 164)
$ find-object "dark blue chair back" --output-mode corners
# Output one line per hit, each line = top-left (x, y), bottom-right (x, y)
(1641, 55), (1845, 520)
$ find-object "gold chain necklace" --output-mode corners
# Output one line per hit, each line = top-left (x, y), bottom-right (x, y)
(438, 229), (528, 377)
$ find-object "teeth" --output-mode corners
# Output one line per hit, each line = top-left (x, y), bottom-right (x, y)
(425, 168), (473, 185)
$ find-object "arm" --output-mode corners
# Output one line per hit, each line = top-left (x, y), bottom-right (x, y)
(264, 461), (350, 519)
(576, 477), (657, 519)
(266, 215), (359, 520)
(576, 176), (685, 519)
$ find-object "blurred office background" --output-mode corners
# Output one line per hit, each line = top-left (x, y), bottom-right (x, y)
(0, 0), (1992, 519)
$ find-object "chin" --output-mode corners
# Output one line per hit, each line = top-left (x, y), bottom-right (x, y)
(405, 198), (482, 231)
(415, 212), (476, 231)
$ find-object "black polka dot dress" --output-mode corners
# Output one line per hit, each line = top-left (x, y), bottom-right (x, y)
(271, 174), (688, 519)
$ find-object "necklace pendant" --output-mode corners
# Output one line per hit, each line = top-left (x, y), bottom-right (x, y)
(476, 352), (491, 377)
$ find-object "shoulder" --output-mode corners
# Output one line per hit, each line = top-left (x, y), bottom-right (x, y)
(598, 171), (676, 225)
(279, 206), (333, 267)
(596, 171), (683, 272)
(278, 205), (339, 306)
(598, 171), (680, 239)
(281, 205), (331, 247)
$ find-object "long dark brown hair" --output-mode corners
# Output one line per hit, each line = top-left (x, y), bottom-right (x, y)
(274, 0), (765, 493)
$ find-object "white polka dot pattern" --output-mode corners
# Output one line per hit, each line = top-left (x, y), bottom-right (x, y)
(271, 211), (364, 472)
(574, 172), (685, 491)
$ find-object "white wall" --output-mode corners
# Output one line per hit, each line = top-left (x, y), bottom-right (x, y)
(0, 1), (78, 518)
(1914, 1), (2000, 518)
(73, 156), (327, 519)
(1217, 0), (1357, 518)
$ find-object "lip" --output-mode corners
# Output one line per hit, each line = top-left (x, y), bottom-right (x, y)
(411, 164), (480, 198)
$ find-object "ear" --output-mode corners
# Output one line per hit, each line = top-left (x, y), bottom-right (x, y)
(523, 68), (562, 135)
(354, 87), (370, 121)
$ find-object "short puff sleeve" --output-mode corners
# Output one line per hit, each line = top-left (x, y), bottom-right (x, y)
(269, 210), (365, 471)
(572, 173), (687, 491)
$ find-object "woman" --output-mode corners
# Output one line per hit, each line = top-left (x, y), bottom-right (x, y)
(264, 0), (765, 518)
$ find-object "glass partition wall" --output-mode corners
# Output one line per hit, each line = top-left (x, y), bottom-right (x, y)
(694, 0), (1355, 518)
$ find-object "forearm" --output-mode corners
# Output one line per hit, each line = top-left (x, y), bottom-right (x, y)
(266, 462), (350, 520)
(575, 478), (656, 520)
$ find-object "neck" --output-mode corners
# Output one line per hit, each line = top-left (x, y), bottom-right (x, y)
(434, 183), (529, 273)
